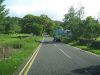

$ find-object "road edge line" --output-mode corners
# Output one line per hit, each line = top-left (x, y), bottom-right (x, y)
(66, 44), (100, 57)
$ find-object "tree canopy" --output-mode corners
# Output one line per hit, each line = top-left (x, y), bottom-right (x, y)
(0, 0), (9, 33)
(63, 6), (100, 40)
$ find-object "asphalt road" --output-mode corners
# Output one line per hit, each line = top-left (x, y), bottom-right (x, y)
(27, 37), (100, 75)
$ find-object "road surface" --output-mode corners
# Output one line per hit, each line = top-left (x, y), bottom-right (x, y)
(19, 37), (100, 75)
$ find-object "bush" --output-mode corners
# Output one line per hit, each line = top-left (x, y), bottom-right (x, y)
(77, 39), (100, 49)
(0, 44), (12, 59)
(4, 40), (23, 49)
(89, 41), (100, 49)
(10, 42), (22, 49)
(61, 37), (73, 43)
(77, 39), (93, 46)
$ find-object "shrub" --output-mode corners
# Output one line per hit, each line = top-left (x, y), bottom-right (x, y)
(89, 41), (100, 49)
(61, 37), (73, 43)
(77, 39), (93, 46)
(11, 42), (22, 49)
(0, 44), (12, 59)
(6, 40), (23, 49)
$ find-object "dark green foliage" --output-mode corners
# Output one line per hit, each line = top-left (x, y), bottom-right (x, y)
(61, 37), (73, 44)
(10, 41), (22, 49)
(0, 0), (9, 33)
(3, 16), (21, 34)
(63, 6), (100, 40)
(0, 0), (57, 35)
(63, 6), (84, 39)
(77, 39), (92, 45)
(89, 41), (100, 49)
(63, 6), (100, 49)
(32, 23), (43, 35)
(0, 0), (8, 20)
(82, 16), (100, 39)
(20, 14), (44, 35)
(20, 14), (56, 35)
(40, 14), (56, 36)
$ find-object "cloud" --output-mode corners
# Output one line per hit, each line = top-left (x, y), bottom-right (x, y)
(4, 0), (100, 21)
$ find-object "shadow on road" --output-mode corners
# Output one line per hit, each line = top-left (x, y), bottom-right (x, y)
(72, 65), (100, 75)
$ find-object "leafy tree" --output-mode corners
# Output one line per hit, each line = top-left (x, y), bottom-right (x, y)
(40, 14), (56, 35)
(20, 14), (34, 33)
(63, 6), (79, 39)
(4, 16), (21, 34)
(40, 14), (51, 32)
(4, 16), (10, 34)
(63, 6), (85, 39)
(83, 16), (100, 40)
(20, 14), (58, 36)
(20, 14), (44, 35)
(32, 23), (43, 36)
(0, 0), (9, 33)
(76, 6), (84, 19)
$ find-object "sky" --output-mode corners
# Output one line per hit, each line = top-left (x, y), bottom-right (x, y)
(4, 0), (100, 21)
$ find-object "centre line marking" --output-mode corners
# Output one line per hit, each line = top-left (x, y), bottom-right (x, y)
(54, 44), (71, 58)
(59, 48), (71, 58)
(85, 70), (92, 75)
(54, 44), (57, 46)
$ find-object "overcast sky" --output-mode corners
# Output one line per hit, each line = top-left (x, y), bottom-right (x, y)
(4, 0), (100, 21)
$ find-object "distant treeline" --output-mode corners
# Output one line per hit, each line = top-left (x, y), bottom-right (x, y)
(0, 0), (100, 39)
(0, 0), (59, 36)
(63, 6), (100, 40)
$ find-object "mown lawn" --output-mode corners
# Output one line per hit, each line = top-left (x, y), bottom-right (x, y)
(0, 34), (42, 75)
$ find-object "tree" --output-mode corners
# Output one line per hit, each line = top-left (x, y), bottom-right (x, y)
(83, 16), (100, 40)
(76, 6), (84, 19)
(20, 14), (35, 33)
(32, 23), (43, 36)
(40, 14), (57, 35)
(63, 6), (85, 39)
(63, 6), (79, 39)
(4, 16), (21, 34)
(4, 16), (10, 34)
(20, 14), (44, 35)
(0, 0), (9, 33)
(20, 14), (57, 35)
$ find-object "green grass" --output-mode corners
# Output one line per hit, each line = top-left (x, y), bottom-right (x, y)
(96, 37), (100, 41)
(0, 34), (42, 75)
(68, 40), (100, 55)
(90, 50), (100, 54)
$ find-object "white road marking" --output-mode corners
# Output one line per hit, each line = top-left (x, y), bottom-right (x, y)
(54, 44), (57, 46)
(66, 44), (100, 58)
(59, 48), (71, 58)
(85, 70), (92, 75)
(54, 44), (71, 58)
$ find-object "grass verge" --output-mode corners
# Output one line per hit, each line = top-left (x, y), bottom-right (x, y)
(68, 40), (100, 55)
(0, 34), (42, 75)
